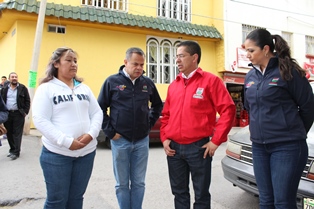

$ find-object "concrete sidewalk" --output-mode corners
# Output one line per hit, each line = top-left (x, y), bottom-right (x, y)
(0, 127), (244, 209)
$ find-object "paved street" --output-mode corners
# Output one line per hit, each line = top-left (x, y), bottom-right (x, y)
(0, 128), (259, 209)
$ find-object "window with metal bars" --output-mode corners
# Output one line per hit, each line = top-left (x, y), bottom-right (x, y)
(242, 24), (264, 44)
(306, 35), (314, 55)
(158, 0), (191, 22)
(48, 25), (66, 34)
(81, 0), (127, 11)
(282, 31), (292, 47)
(282, 31), (293, 55)
(146, 38), (181, 84)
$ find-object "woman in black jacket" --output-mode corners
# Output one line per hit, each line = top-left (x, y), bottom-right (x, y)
(243, 28), (314, 209)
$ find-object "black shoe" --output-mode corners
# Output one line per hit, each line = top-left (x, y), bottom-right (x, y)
(10, 154), (18, 160)
(7, 153), (12, 157)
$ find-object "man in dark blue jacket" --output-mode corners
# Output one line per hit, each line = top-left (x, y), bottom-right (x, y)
(98, 47), (163, 209)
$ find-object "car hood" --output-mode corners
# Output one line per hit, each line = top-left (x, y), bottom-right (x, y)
(229, 125), (251, 144)
(229, 125), (314, 157)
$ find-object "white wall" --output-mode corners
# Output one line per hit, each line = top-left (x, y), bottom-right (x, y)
(223, 0), (314, 73)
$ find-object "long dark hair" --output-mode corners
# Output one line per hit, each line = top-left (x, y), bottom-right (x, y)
(40, 47), (83, 84)
(246, 29), (305, 80)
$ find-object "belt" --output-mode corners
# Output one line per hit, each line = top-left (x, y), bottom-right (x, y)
(9, 110), (18, 113)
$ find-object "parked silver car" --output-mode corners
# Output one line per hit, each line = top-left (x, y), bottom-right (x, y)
(221, 125), (314, 209)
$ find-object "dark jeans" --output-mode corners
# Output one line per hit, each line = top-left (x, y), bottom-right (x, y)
(167, 137), (212, 209)
(40, 146), (96, 209)
(252, 140), (308, 209)
(4, 111), (25, 156)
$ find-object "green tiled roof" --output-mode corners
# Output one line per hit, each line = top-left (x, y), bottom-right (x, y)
(0, 0), (222, 39)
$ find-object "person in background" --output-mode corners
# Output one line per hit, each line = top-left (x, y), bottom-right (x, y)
(0, 76), (8, 140)
(0, 72), (30, 160)
(161, 41), (236, 209)
(98, 47), (163, 209)
(243, 28), (314, 209)
(32, 47), (103, 209)
(0, 76), (10, 89)
(0, 95), (8, 146)
(1, 76), (11, 140)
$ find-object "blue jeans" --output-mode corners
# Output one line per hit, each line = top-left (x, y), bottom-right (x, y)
(252, 140), (308, 209)
(111, 135), (149, 209)
(167, 137), (212, 209)
(40, 146), (96, 209)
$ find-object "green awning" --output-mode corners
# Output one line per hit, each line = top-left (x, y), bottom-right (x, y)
(0, 0), (223, 39)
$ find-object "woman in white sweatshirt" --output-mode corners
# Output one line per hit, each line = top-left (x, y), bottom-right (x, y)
(32, 47), (103, 209)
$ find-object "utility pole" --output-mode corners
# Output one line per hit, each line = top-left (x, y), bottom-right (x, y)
(24, 0), (47, 135)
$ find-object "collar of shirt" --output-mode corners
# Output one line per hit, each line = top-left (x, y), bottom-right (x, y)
(253, 65), (266, 75)
(8, 83), (19, 89)
(182, 69), (197, 79)
(123, 68), (137, 85)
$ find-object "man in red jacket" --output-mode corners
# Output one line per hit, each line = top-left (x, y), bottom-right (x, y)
(161, 41), (235, 209)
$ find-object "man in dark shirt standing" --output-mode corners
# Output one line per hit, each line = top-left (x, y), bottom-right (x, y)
(0, 72), (30, 160)
(98, 47), (163, 209)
